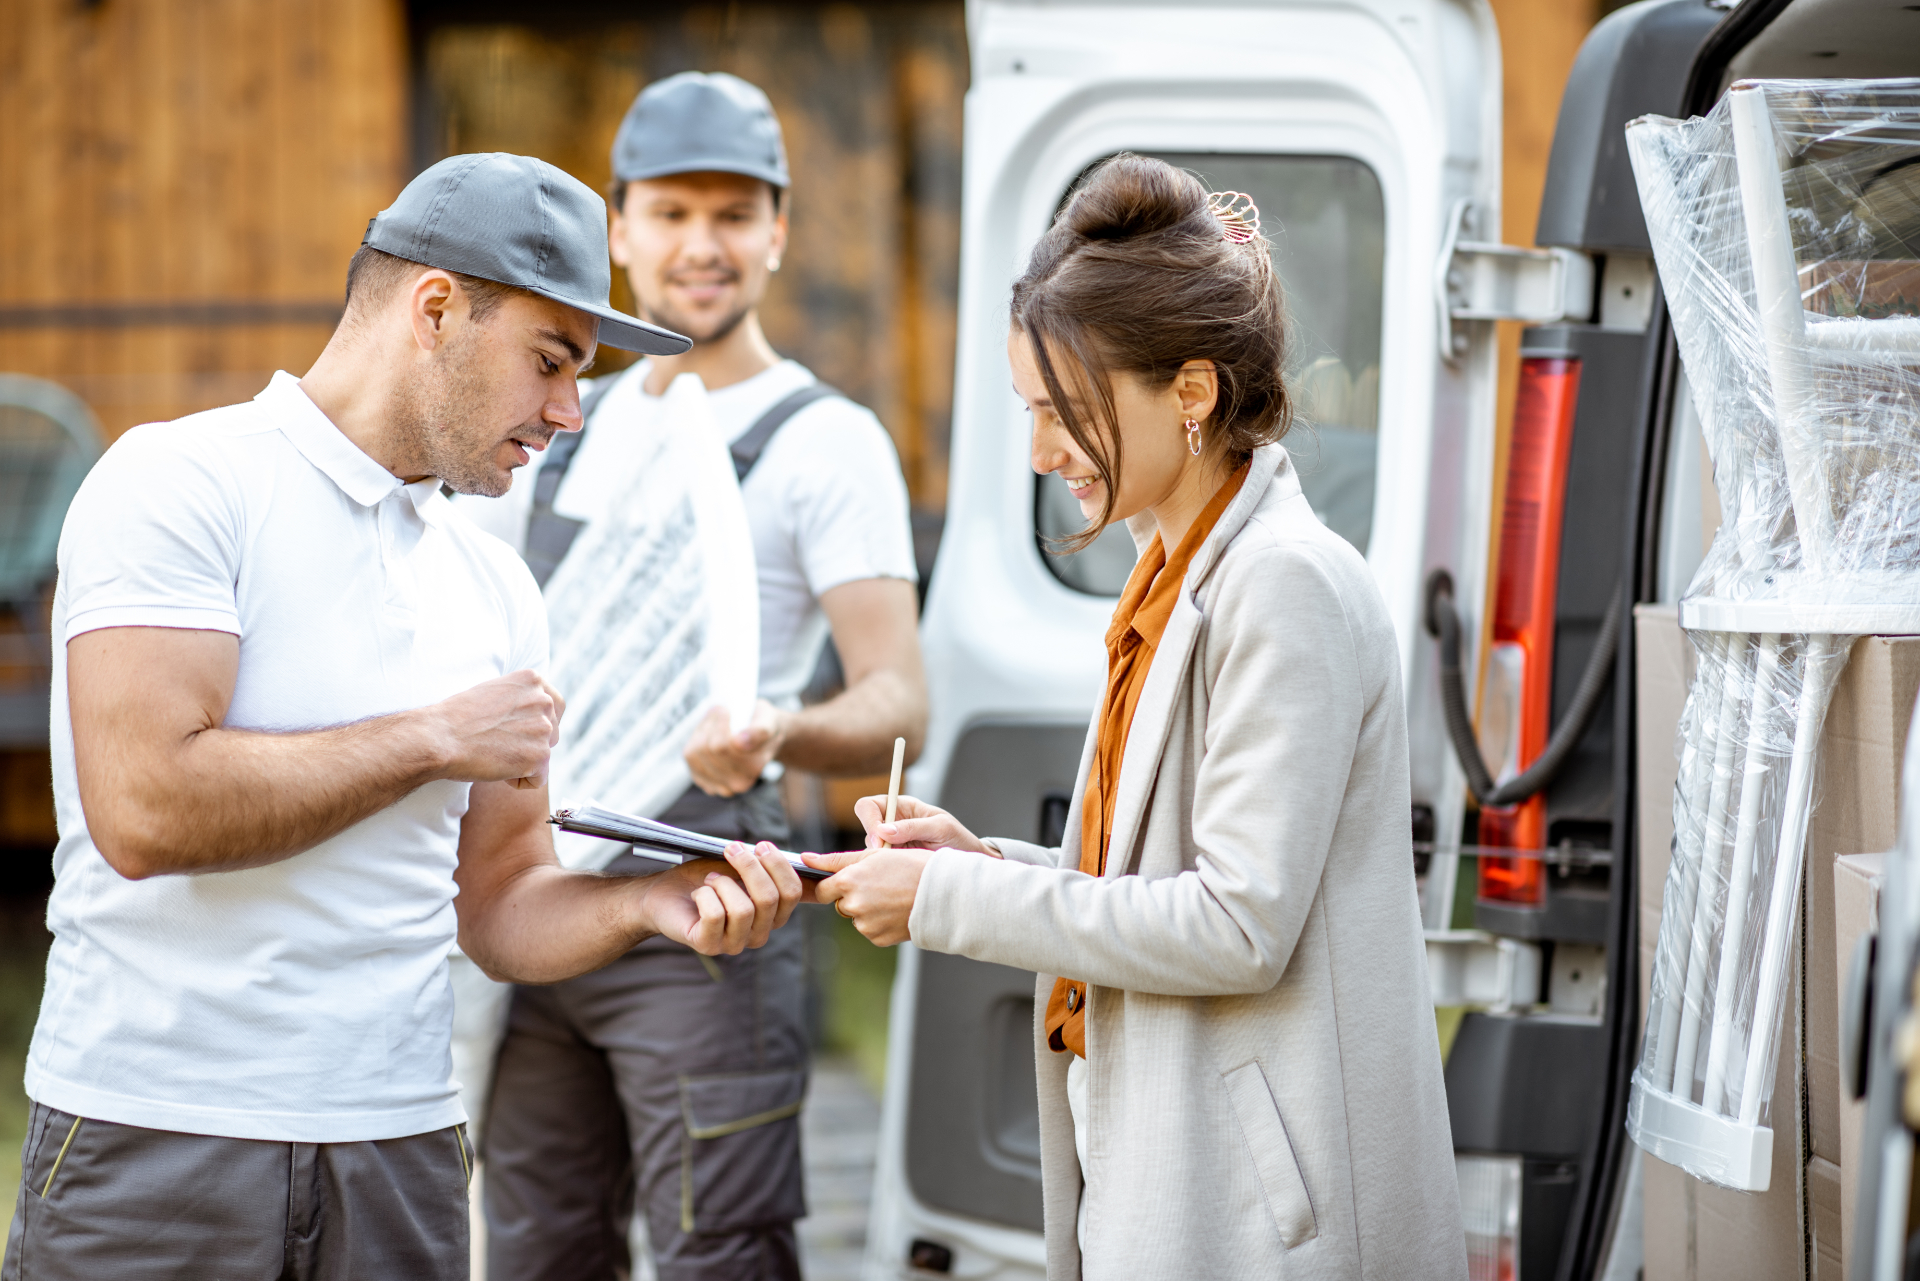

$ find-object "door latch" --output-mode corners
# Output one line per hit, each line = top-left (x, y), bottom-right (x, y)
(1435, 200), (1595, 362)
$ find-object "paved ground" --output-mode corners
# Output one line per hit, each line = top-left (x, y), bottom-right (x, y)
(797, 1059), (883, 1281)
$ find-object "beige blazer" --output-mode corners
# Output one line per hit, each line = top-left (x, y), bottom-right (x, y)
(910, 444), (1465, 1279)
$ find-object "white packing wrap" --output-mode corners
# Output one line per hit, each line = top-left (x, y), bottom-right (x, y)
(1625, 79), (1920, 1189)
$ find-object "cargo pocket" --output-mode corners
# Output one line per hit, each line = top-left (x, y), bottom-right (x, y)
(1222, 1061), (1317, 1249)
(676, 1068), (808, 1236)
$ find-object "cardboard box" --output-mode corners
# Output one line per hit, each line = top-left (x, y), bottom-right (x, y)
(1805, 638), (1920, 1178)
(1634, 616), (1920, 1281)
(1832, 852), (1886, 1278)
(1810, 1156), (1843, 1280)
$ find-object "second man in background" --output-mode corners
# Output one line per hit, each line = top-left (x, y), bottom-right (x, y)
(460, 72), (926, 1281)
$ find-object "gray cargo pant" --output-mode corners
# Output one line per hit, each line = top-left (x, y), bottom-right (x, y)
(482, 781), (808, 1281)
(2, 1102), (471, 1280)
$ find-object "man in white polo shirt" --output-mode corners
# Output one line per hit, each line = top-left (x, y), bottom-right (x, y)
(2, 153), (804, 1281)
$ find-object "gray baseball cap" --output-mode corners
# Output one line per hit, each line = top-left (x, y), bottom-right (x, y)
(611, 72), (789, 191)
(362, 152), (690, 355)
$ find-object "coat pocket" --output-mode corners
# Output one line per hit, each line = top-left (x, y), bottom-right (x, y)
(676, 1068), (808, 1235)
(1222, 1061), (1318, 1249)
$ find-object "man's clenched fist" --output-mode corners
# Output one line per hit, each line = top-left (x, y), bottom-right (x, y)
(433, 670), (567, 787)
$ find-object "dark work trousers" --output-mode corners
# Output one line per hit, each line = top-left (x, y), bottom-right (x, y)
(483, 780), (808, 1281)
(2, 1102), (471, 1281)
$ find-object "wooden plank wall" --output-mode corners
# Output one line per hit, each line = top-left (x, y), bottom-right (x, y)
(0, 0), (409, 849)
(0, 0), (408, 441)
(413, 2), (966, 514)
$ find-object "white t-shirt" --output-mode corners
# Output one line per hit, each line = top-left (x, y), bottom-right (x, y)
(459, 359), (917, 710)
(26, 371), (548, 1143)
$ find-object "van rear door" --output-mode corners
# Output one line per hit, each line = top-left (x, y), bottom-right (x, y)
(870, 0), (1507, 1274)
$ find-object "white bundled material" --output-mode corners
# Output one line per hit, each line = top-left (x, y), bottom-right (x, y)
(1630, 630), (1853, 1188)
(1625, 79), (1920, 1190)
(543, 372), (760, 868)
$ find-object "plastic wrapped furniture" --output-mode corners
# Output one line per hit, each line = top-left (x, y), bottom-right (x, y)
(1625, 79), (1920, 1190)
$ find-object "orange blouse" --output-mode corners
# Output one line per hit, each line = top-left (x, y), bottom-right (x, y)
(1045, 463), (1249, 1058)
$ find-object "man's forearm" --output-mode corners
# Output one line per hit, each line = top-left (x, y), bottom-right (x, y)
(457, 863), (654, 984)
(72, 628), (560, 880)
(90, 712), (448, 878)
(777, 669), (926, 775)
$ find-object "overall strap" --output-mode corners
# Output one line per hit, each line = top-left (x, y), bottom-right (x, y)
(524, 372), (623, 588)
(730, 383), (842, 482)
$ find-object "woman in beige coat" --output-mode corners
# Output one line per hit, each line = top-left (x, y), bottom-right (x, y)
(811, 155), (1465, 1280)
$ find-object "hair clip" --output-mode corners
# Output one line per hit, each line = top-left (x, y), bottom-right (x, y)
(1206, 191), (1262, 245)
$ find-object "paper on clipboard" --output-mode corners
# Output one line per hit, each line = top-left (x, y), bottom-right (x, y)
(551, 801), (827, 881)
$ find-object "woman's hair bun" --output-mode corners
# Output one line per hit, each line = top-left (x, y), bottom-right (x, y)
(1010, 153), (1292, 551)
(1060, 153), (1210, 242)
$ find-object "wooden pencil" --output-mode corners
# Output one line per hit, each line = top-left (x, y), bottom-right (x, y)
(880, 736), (906, 848)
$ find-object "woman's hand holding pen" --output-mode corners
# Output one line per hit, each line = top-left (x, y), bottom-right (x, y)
(803, 794), (1001, 945)
(850, 794), (997, 854)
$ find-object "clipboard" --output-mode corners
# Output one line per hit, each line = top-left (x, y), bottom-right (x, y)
(550, 802), (829, 881)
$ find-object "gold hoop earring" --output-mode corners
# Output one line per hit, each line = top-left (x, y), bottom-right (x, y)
(1184, 419), (1202, 456)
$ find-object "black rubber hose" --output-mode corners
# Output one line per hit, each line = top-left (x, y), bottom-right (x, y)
(1423, 568), (1624, 810)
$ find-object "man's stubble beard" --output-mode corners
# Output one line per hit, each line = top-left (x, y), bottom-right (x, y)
(643, 297), (752, 347)
(398, 329), (548, 498)
(640, 266), (759, 348)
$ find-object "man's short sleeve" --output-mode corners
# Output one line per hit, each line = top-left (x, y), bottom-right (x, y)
(766, 402), (918, 597)
(58, 424), (245, 643)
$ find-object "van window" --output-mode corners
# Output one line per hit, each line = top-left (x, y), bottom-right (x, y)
(1036, 153), (1387, 594)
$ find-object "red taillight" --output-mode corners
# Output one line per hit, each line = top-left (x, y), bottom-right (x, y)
(1477, 355), (1581, 906)
(1477, 808), (1547, 903)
